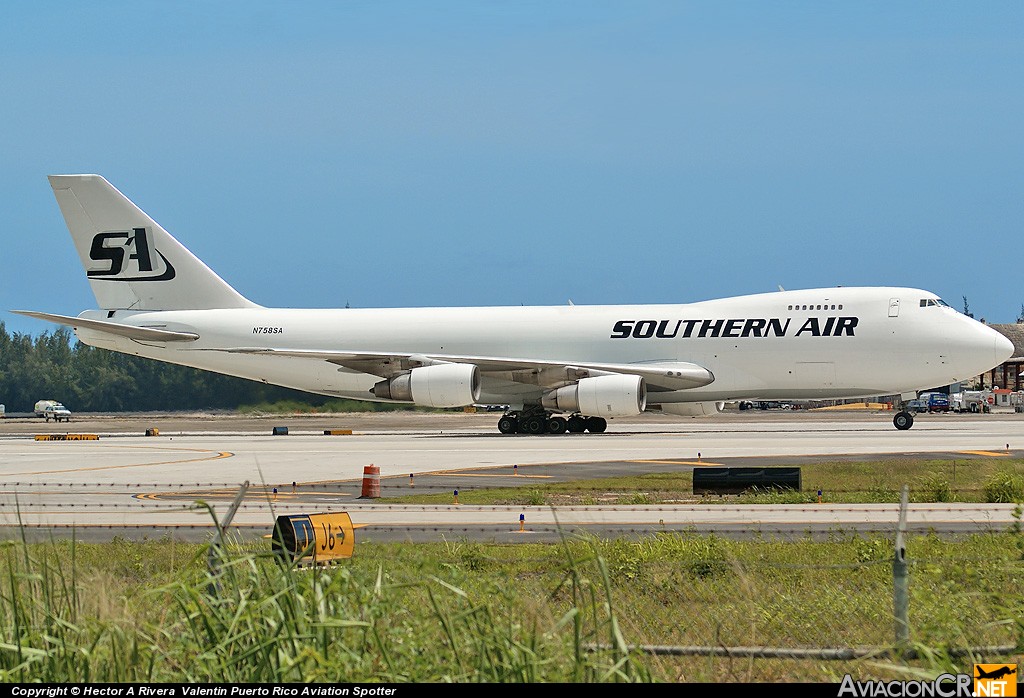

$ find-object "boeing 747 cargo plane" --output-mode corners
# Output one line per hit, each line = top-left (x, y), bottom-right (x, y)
(14, 175), (1014, 434)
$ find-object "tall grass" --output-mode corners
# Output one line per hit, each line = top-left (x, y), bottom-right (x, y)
(1, 526), (1021, 683)
(984, 472), (1024, 503)
(0, 529), (652, 682)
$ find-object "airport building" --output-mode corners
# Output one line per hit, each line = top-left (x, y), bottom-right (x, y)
(982, 323), (1024, 391)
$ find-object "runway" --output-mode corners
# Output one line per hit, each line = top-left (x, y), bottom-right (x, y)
(0, 409), (1021, 542)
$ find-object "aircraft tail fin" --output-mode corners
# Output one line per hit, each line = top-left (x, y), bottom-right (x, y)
(48, 174), (259, 311)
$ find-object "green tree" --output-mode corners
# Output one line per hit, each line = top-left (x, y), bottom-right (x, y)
(962, 296), (974, 318)
(0, 323), (329, 412)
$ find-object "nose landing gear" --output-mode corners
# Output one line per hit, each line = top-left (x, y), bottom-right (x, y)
(892, 410), (914, 430)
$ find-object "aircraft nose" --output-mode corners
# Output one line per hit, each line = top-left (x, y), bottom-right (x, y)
(995, 331), (1015, 364)
(949, 320), (1016, 378)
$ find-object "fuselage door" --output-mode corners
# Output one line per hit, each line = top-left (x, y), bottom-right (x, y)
(888, 298), (901, 318)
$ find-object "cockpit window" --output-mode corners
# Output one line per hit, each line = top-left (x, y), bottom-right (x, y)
(920, 298), (950, 308)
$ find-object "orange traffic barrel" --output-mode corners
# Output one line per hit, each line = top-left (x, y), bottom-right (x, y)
(359, 464), (380, 498)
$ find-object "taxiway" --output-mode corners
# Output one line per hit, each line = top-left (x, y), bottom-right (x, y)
(0, 409), (1020, 542)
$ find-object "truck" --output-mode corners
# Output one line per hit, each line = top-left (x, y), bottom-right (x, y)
(950, 390), (992, 413)
(921, 392), (950, 413)
(34, 399), (72, 422)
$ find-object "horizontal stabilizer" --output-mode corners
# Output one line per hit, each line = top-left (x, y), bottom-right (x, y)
(11, 310), (199, 342)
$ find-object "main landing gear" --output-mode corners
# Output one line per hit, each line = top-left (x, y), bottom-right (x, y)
(497, 408), (607, 435)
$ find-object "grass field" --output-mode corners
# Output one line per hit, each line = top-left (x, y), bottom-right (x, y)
(1, 455), (1022, 683)
(382, 456), (1024, 506)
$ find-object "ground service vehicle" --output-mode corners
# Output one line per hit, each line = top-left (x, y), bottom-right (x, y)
(35, 400), (72, 422)
(34, 399), (59, 417)
(951, 390), (992, 413)
(918, 392), (950, 413)
(904, 399), (928, 413)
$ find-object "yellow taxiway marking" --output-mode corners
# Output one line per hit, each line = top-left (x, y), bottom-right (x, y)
(630, 459), (724, 466)
(13, 447), (234, 476)
(959, 450), (1011, 457)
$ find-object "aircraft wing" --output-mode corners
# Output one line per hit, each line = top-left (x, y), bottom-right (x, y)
(11, 311), (200, 342)
(215, 347), (714, 391)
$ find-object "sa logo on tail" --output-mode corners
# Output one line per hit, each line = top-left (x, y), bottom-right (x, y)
(88, 228), (176, 281)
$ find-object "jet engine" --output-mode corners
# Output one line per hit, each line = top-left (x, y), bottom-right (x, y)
(655, 401), (725, 416)
(371, 363), (481, 408)
(541, 374), (646, 416)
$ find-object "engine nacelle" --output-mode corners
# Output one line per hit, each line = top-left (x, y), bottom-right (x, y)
(371, 363), (481, 408)
(656, 401), (725, 416)
(541, 374), (646, 417)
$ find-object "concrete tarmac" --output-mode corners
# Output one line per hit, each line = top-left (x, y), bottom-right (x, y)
(0, 408), (1021, 542)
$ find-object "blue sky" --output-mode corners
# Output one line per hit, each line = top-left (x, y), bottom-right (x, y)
(2, 1), (1022, 337)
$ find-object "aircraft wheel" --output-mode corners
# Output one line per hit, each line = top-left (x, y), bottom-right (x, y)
(497, 416), (518, 434)
(585, 416), (607, 433)
(546, 416), (568, 434)
(567, 415), (586, 433)
(523, 415), (547, 435)
(893, 411), (914, 431)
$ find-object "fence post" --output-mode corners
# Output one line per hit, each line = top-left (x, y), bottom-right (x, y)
(893, 484), (910, 651)
(208, 480), (250, 596)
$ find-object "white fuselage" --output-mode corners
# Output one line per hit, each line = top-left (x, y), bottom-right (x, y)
(72, 287), (1012, 409)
